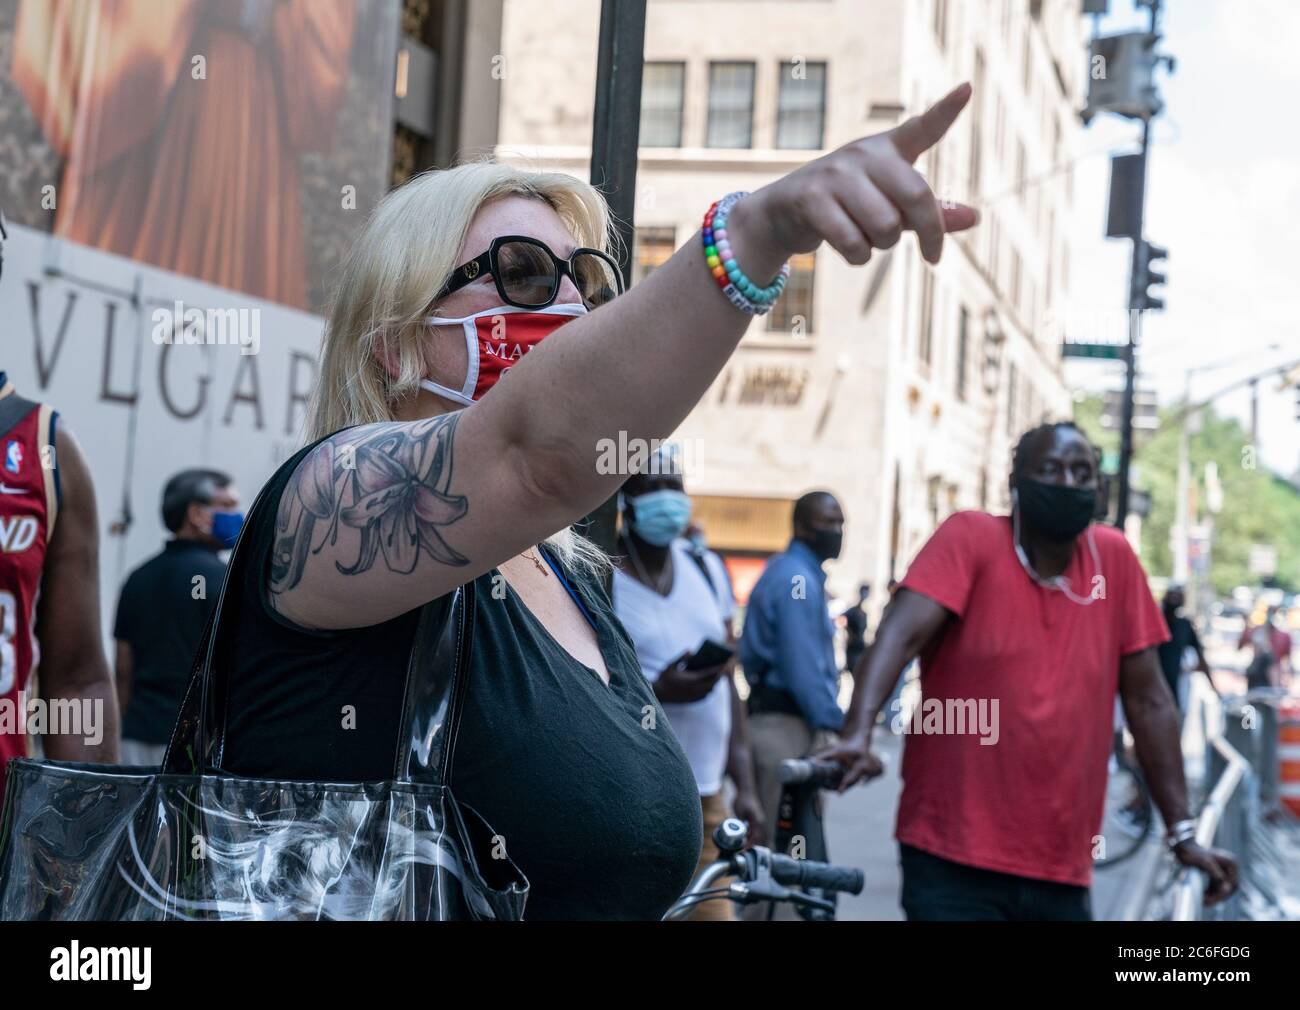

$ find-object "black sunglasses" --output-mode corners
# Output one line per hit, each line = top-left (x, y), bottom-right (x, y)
(435, 235), (623, 309)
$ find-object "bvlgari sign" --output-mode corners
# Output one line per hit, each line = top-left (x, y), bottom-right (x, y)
(2, 225), (324, 642)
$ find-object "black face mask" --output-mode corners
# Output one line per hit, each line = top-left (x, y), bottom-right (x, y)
(805, 529), (842, 562)
(1014, 478), (1096, 543)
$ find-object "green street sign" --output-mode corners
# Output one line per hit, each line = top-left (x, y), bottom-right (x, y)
(1062, 342), (1125, 360)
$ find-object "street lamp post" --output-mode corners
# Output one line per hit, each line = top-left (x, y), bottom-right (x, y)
(1084, 0), (1173, 530)
(584, 0), (647, 572)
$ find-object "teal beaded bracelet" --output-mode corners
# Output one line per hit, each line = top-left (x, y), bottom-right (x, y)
(702, 191), (790, 316)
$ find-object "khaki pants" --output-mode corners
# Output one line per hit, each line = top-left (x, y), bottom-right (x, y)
(744, 712), (839, 921)
(687, 791), (737, 921)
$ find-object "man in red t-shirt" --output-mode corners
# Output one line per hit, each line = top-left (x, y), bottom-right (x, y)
(819, 422), (1237, 920)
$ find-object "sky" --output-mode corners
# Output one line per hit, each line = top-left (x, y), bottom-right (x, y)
(1062, 0), (1300, 478)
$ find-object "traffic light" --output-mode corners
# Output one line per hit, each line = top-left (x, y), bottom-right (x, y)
(1132, 239), (1167, 312)
(1083, 31), (1165, 123)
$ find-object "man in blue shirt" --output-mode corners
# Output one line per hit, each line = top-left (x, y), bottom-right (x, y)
(740, 491), (846, 918)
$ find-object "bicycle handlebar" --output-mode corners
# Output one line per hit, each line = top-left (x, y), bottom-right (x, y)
(662, 818), (865, 919)
(778, 757), (845, 788)
(768, 852), (864, 895)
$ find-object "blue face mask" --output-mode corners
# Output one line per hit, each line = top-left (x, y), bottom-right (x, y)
(626, 490), (692, 547)
(209, 510), (244, 550)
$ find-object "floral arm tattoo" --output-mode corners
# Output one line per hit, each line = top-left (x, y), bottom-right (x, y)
(269, 413), (469, 601)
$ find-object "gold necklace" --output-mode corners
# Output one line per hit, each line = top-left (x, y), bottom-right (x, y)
(522, 547), (550, 577)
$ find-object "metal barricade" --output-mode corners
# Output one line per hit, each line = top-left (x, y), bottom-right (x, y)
(1171, 732), (1249, 921)
(1172, 689), (1298, 920)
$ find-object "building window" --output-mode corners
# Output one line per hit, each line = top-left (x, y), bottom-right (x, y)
(1009, 247), (1022, 315)
(776, 61), (826, 150)
(889, 464), (902, 580)
(1045, 210), (1056, 313)
(933, 0), (948, 51)
(955, 306), (969, 402)
(633, 227), (676, 286)
(1022, 21), (1033, 93)
(640, 63), (685, 148)
(1016, 139), (1027, 204)
(969, 49), (985, 197)
(987, 213), (1000, 289)
(919, 266), (935, 367)
(766, 252), (816, 335)
(706, 62), (755, 149)
(1006, 361), (1019, 435)
(993, 93), (1005, 169)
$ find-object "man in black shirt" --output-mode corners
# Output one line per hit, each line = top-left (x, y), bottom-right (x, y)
(113, 469), (241, 764)
(842, 583), (870, 677)
(1156, 586), (1211, 711)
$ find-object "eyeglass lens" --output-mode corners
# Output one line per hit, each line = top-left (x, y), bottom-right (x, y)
(496, 240), (619, 308)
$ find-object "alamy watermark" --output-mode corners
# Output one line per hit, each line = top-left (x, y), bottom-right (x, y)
(151, 301), (261, 356)
(0, 690), (103, 746)
(50, 942), (150, 989)
(594, 432), (706, 476)
(891, 695), (1000, 745)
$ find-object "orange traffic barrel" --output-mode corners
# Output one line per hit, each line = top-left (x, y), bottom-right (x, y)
(1280, 701), (1300, 817)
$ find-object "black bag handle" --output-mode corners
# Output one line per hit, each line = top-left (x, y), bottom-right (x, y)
(161, 433), (474, 787)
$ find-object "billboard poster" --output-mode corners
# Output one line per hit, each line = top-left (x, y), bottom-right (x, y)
(0, 0), (401, 643)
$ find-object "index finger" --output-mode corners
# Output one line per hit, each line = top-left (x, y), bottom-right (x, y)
(891, 81), (972, 164)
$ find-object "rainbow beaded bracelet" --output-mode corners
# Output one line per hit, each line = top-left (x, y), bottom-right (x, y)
(702, 191), (790, 316)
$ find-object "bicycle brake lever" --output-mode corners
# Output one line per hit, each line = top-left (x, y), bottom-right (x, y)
(729, 881), (837, 917)
(787, 890), (836, 915)
(729, 879), (793, 905)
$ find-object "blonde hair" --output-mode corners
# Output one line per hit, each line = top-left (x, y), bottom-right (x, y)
(309, 158), (619, 577)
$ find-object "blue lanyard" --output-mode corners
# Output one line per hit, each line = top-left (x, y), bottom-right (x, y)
(540, 547), (599, 634)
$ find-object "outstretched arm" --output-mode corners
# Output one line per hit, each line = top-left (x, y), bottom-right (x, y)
(275, 86), (979, 630)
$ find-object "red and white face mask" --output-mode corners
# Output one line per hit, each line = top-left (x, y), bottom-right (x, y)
(420, 303), (588, 406)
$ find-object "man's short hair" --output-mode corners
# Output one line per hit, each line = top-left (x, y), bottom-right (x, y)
(161, 469), (231, 533)
(1010, 421), (1092, 480)
(793, 490), (836, 529)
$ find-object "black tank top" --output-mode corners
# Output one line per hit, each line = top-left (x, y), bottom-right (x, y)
(222, 481), (702, 921)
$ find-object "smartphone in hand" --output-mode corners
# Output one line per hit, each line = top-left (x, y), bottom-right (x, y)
(683, 639), (735, 671)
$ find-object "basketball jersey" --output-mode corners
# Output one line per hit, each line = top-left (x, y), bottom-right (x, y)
(0, 372), (59, 803)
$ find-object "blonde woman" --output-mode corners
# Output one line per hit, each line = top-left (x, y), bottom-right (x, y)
(220, 85), (978, 919)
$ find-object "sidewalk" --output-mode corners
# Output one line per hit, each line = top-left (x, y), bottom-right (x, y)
(822, 730), (904, 920)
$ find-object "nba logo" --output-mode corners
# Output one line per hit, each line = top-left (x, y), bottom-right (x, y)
(4, 440), (21, 474)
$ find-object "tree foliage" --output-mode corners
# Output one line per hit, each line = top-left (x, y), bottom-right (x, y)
(1073, 394), (1300, 594)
